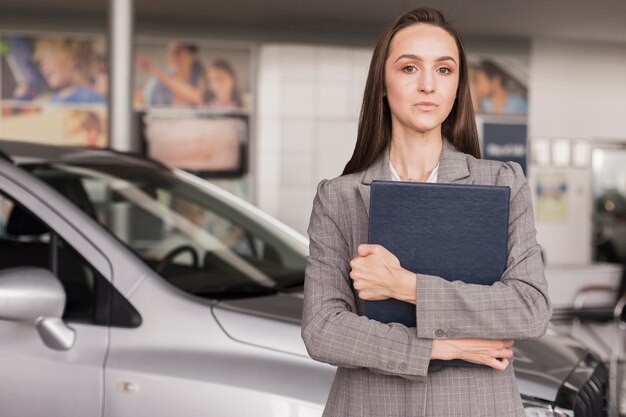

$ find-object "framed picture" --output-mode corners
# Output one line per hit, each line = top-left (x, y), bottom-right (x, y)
(134, 38), (254, 176)
(141, 110), (248, 176)
(0, 33), (108, 146)
(468, 53), (529, 115)
(133, 38), (253, 114)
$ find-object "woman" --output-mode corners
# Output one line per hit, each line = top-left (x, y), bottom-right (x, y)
(301, 7), (551, 417)
(204, 59), (244, 110)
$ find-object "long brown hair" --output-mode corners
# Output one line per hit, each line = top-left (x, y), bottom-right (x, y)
(342, 7), (480, 176)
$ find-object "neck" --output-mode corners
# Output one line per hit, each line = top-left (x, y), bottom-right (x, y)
(388, 128), (443, 182)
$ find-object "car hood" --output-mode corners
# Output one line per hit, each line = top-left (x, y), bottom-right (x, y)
(213, 292), (589, 402)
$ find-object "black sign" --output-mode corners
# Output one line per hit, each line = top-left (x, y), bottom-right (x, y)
(483, 123), (528, 175)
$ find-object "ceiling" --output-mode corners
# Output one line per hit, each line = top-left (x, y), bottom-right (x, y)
(2, 0), (626, 44)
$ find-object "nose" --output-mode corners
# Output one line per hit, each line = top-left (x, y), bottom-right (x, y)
(418, 71), (435, 94)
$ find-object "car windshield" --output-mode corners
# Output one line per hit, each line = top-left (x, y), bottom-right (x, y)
(25, 162), (307, 299)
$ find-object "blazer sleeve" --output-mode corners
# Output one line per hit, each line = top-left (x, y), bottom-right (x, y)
(413, 161), (553, 340)
(301, 179), (433, 381)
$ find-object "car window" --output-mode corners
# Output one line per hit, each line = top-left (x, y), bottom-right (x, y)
(0, 192), (139, 326)
(26, 163), (306, 300)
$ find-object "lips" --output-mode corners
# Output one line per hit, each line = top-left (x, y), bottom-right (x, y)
(414, 101), (438, 111)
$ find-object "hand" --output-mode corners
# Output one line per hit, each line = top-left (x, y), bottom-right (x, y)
(432, 339), (514, 371)
(13, 84), (30, 99)
(135, 56), (156, 73)
(349, 244), (416, 301)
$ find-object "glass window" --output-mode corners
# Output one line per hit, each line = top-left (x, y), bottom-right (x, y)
(0, 191), (138, 326)
(26, 163), (306, 300)
(592, 147), (626, 264)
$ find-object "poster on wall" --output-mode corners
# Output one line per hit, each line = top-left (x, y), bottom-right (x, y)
(0, 34), (254, 154)
(535, 172), (569, 223)
(134, 39), (253, 179)
(468, 54), (528, 115)
(0, 105), (107, 147)
(134, 38), (254, 201)
(133, 40), (252, 113)
(0, 34), (107, 146)
(0, 32), (253, 201)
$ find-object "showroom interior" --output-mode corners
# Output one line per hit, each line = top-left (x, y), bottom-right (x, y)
(1, 0), (626, 416)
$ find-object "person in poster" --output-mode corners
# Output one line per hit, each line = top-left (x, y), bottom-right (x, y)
(136, 42), (206, 107)
(204, 59), (244, 110)
(32, 38), (106, 104)
(64, 110), (107, 148)
(470, 60), (527, 114)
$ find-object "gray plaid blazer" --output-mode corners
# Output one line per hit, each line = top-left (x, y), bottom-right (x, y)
(302, 138), (552, 417)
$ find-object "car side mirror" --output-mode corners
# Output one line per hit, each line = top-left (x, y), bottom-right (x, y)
(0, 266), (76, 350)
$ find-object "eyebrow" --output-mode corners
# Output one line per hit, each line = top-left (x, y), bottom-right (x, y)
(394, 54), (457, 65)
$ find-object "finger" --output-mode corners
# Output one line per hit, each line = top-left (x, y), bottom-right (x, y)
(358, 244), (377, 257)
(495, 348), (513, 359)
(488, 357), (508, 371)
(492, 340), (513, 349)
(487, 345), (513, 359)
(349, 270), (358, 281)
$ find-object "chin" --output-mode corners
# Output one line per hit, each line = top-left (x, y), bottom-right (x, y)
(410, 120), (446, 134)
(45, 78), (62, 90)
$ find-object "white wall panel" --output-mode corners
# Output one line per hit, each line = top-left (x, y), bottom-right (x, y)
(255, 43), (370, 235)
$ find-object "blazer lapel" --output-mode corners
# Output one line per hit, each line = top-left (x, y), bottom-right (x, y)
(357, 148), (392, 218)
(436, 138), (472, 184)
(357, 138), (472, 217)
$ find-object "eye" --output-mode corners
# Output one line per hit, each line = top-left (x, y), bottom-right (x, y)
(401, 65), (417, 74)
(438, 67), (453, 75)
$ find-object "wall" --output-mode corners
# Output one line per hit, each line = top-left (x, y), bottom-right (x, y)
(255, 44), (371, 234)
(528, 38), (626, 265)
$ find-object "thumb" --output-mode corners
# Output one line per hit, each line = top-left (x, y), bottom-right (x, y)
(358, 244), (377, 257)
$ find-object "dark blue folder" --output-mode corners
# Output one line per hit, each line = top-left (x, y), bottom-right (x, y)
(366, 180), (510, 367)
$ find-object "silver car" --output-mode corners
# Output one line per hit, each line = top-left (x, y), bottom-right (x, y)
(0, 140), (610, 417)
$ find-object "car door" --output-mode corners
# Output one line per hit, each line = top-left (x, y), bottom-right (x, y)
(6, 156), (325, 416)
(0, 161), (112, 417)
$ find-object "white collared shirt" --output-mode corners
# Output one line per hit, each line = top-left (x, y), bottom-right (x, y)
(389, 161), (439, 183)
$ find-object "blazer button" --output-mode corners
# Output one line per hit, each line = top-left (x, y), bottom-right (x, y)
(399, 362), (408, 371)
(387, 360), (397, 369)
(435, 329), (445, 337)
(446, 330), (457, 338)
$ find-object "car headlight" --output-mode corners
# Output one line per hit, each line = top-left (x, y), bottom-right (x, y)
(524, 406), (574, 417)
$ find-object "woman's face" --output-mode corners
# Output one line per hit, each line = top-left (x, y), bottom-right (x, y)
(207, 66), (235, 105)
(37, 49), (77, 90)
(384, 24), (460, 136)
